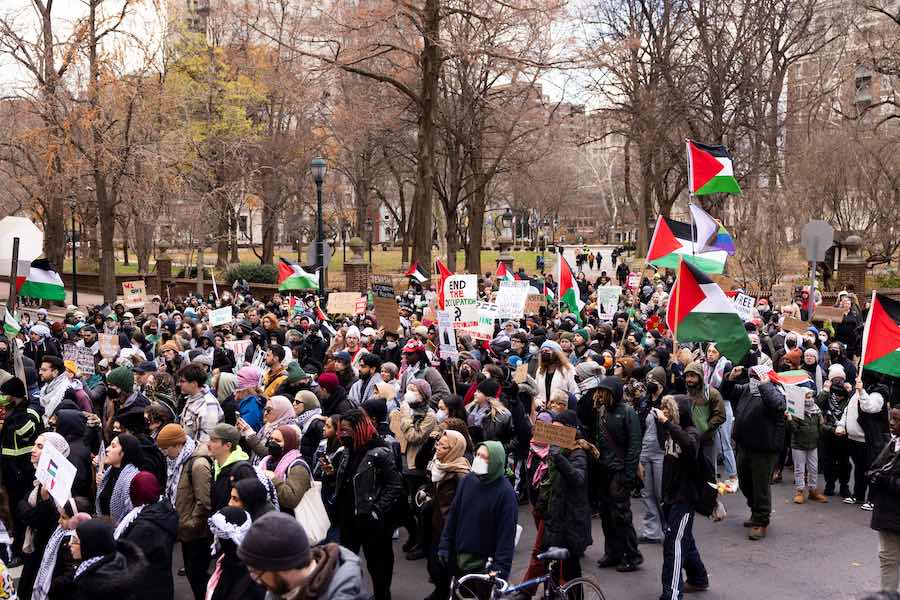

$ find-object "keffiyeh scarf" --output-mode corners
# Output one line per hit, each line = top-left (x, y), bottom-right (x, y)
(39, 374), (70, 423)
(32, 526), (71, 600)
(75, 555), (105, 580)
(96, 464), (139, 524)
(165, 437), (197, 504)
(113, 504), (147, 540)
(208, 510), (252, 556)
(295, 407), (322, 433)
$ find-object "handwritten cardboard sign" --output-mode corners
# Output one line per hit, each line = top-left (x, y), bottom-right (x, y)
(782, 316), (811, 334)
(62, 344), (77, 362)
(812, 305), (845, 324)
(732, 293), (756, 322)
(524, 294), (547, 315)
(121, 280), (147, 308)
(770, 283), (793, 309)
(327, 292), (362, 316)
(144, 301), (161, 316)
(225, 339), (252, 363)
(532, 420), (577, 450)
(98, 333), (119, 359)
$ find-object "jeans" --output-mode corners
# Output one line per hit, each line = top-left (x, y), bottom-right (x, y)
(182, 536), (212, 600)
(715, 400), (737, 478)
(640, 455), (665, 541)
(879, 530), (900, 592)
(737, 449), (777, 526)
(791, 448), (819, 491)
(660, 503), (708, 600)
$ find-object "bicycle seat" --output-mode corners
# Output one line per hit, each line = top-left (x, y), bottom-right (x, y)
(536, 547), (569, 561)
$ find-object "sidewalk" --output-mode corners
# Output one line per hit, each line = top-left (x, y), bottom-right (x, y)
(0, 281), (105, 318)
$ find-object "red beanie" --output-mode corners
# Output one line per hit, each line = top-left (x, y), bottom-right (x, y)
(318, 372), (339, 393)
(130, 471), (161, 507)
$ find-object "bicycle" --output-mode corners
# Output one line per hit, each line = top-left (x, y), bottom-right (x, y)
(450, 547), (607, 600)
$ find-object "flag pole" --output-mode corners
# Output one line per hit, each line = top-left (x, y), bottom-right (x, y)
(859, 290), (876, 381)
(7, 238), (25, 385)
(686, 139), (697, 257)
(673, 258), (682, 350)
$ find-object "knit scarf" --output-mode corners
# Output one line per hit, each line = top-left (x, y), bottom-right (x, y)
(296, 407), (322, 433)
(165, 437), (197, 504)
(527, 443), (550, 487)
(113, 504), (147, 539)
(32, 526), (71, 600)
(75, 555), (105, 580)
(96, 463), (139, 524)
(260, 449), (305, 481)
(39, 373), (70, 423)
(703, 357), (727, 389)
(297, 544), (341, 600)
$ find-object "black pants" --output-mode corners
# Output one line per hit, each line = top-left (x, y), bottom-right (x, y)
(597, 470), (640, 563)
(822, 433), (850, 490)
(847, 439), (872, 501)
(774, 427), (792, 475)
(660, 503), (708, 600)
(401, 473), (424, 548)
(342, 517), (395, 600)
(427, 533), (451, 600)
(182, 536), (212, 600)
(737, 449), (777, 526)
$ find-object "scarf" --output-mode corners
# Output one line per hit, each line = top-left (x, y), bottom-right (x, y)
(260, 396), (296, 440)
(165, 437), (197, 504)
(32, 527), (71, 600)
(297, 544), (341, 600)
(96, 463), (139, 524)
(40, 373), (70, 423)
(703, 357), (727, 389)
(75, 555), (105, 580)
(260, 449), (305, 481)
(113, 504), (147, 539)
(428, 430), (469, 482)
(804, 395), (821, 417)
(208, 510), (252, 556)
(296, 407), (322, 433)
(527, 443), (550, 487)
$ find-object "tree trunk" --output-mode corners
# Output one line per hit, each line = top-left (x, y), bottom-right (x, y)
(355, 178), (369, 236)
(261, 169), (280, 264)
(134, 219), (153, 273)
(122, 224), (130, 266)
(465, 185), (486, 275)
(216, 195), (229, 268)
(229, 208), (239, 263)
(43, 193), (66, 271)
(95, 177), (117, 303)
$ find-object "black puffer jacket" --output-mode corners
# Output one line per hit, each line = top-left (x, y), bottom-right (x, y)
(119, 499), (179, 600)
(724, 379), (786, 453)
(55, 410), (95, 502)
(540, 446), (592, 556)
(74, 540), (148, 600)
(869, 438), (900, 533)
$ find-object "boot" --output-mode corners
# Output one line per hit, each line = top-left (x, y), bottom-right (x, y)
(808, 489), (829, 503)
(748, 526), (767, 541)
(793, 490), (805, 504)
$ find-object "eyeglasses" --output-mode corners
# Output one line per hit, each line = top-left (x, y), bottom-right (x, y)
(247, 568), (265, 584)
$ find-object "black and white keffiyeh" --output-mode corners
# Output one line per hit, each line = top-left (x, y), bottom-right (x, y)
(208, 510), (252, 556)
(32, 526), (71, 600)
(113, 504), (148, 540)
(96, 464), (139, 524)
(165, 437), (197, 503)
(74, 555), (105, 580)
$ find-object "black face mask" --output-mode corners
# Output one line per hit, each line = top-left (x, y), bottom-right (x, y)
(0, 350), (8, 364)
(829, 350), (841, 361)
(106, 389), (121, 400)
(339, 435), (354, 448)
(646, 381), (659, 395)
(266, 441), (284, 462)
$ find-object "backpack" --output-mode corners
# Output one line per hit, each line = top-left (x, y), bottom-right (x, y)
(692, 447), (719, 518)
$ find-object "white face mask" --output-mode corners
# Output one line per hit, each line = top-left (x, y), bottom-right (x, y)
(387, 341), (397, 349)
(471, 456), (489, 475)
(435, 409), (448, 423)
(404, 391), (420, 405)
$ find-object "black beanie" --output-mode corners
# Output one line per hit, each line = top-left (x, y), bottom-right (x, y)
(552, 409), (579, 428)
(362, 397), (388, 424)
(238, 512), (311, 571)
(477, 379), (500, 398)
(76, 519), (116, 560)
(0, 377), (26, 399)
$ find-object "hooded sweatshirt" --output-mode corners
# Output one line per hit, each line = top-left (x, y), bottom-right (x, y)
(684, 362), (726, 442)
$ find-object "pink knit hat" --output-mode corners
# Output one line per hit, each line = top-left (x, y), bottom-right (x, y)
(236, 366), (261, 391)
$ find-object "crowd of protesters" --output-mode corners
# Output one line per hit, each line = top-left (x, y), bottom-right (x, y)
(0, 261), (895, 600)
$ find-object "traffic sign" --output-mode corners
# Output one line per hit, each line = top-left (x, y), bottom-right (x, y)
(306, 242), (333, 269)
(800, 220), (834, 262)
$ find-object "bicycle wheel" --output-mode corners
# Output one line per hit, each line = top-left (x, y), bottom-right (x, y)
(558, 576), (607, 600)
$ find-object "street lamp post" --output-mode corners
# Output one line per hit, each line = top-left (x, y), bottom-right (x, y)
(341, 223), (349, 263)
(310, 157), (327, 297)
(67, 192), (78, 306)
(364, 218), (373, 267)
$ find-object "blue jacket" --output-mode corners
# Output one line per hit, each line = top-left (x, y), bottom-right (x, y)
(239, 395), (264, 432)
(439, 471), (518, 578)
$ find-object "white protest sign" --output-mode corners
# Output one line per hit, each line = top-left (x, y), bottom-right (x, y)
(121, 280), (147, 308)
(75, 347), (95, 375)
(596, 285), (622, 320)
(209, 306), (234, 327)
(443, 274), (478, 329)
(627, 272), (640, 290)
(98, 333), (119, 359)
(733, 293), (756, 323)
(36, 442), (78, 506)
(784, 384), (807, 420)
(436, 310), (459, 360)
(496, 281), (529, 320)
(225, 340), (252, 363)
(63, 344), (77, 362)
(461, 301), (499, 341)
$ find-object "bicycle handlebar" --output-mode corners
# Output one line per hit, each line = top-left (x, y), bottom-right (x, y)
(455, 572), (510, 595)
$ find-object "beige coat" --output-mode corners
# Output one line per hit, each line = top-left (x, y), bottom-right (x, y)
(175, 443), (213, 542)
(390, 407), (438, 471)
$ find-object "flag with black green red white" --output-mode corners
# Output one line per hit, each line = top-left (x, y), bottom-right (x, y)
(861, 292), (900, 378)
(3, 308), (19, 337)
(687, 140), (742, 196)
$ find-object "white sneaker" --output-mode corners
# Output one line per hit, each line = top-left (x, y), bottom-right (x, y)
(842, 497), (857, 504)
(860, 502), (874, 511)
(725, 478), (739, 494)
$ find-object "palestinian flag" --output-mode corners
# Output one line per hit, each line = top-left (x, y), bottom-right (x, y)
(3, 308), (19, 337)
(544, 282), (555, 304)
(435, 260), (451, 310)
(496, 262), (515, 283)
(769, 369), (813, 387)
(277, 257), (318, 291)
(404, 262), (429, 284)
(665, 259), (750, 362)
(687, 140), (742, 196)
(861, 292), (900, 377)
(16, 259), (65, 302)
(648, 216), (728, 274)
(557, 256), (584, 322)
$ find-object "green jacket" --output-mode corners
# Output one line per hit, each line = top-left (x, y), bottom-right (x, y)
(789, 413), (823, 451)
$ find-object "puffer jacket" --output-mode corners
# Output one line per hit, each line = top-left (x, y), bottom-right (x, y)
(585, 376), (641, 481)
(119, 499), (179, 600)
(540, 446), (592, 556)
(723, 379), (786, 453)
(869, 437), (900, 533)
(174, 443), (213, 542)
(73, 539), (148, 600)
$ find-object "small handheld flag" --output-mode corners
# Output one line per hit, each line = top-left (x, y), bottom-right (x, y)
(686, 140), (742, 196)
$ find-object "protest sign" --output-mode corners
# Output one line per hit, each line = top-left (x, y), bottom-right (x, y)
(627, 272), (640, 290)
(327, 292), (361, 316)
(121, 280), (147, 308)
(371, 275), (395, 299)
(496, 280), (529, 320)
(75, 347), (95, 375)
(63, 344), (77, 362)
(355, 297), (368, 315)
(524, 294), (547, 315)
(144, 301), (161, 316)
(98, 333), (119, 359)
(784, 385), (807, 420)
(732, 293), (756, 322)
(251, 347), (267, 372)
(513, 363), (529, 384)
(532, 420), (577, 450)
(444, 274), (478, 329)
(208, 306), (233, 327)
(436, 310), (459, 360)
(812, 305), (845, 324)
(770, 283), (793, 308)
(225, 339), (252, 362)
(36, 442), (77, 506)
(782, 316), (811, 334)
(374, 297), (400, 333)
(596, 286), (622, 320)
(460, 301), (498, 341)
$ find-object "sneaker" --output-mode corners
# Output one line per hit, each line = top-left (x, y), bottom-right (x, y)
(616, 561), (639, 573)
(808, 490), (829, 503)
(842, 496), (857, 505)
(683, 581), (710, 593)
(793, 491), (805, 504)
(748, 526), (767, 541)
(638, 536), (662, 544)
(860, 502), (875, 511)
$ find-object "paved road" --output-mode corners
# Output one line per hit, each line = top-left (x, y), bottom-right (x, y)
(169, 480), (880, 600)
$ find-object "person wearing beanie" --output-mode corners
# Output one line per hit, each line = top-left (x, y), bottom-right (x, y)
(70, 519), (148, 600)
(398, 341), (451, 415)
(801, 347), (826, 392)
(275, 362), (312, 398)
(348, 352), (382, 408)
(207, 423), (256, 514)
(24, 321), (61, 372)
(160, 339), (184, 375)
(294, 390), (324, 465)
(466, 379), (512, 447)
(157, 422), (214, 600)
(104, 365), (151, 442)
(817, 363), (854, 498)
(317, 371), (354, 417)
(322, 409), (401, 600)
(116, 472), (179, 600)
(535, 338), (579, 410)
(238, 512), (363, 600)
(205, 507), (264, 600)
(572, 327), (591, 363)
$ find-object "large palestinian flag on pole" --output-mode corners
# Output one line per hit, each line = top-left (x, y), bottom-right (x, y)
(666, 259), (750, 362)
(687, 140), (742, 196)
(861, 292), (900, 377)
(557, 255), (584, 322)
(648, 216), (728, 274)
(16, 259), (65, 302)
(277, 257), (318, 291)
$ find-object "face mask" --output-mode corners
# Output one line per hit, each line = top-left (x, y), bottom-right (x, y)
(471, 456), (489, 476)
(529, 344), (539, 355)
(404, 391), (421, 405)
(266, 441), (284, 462)
(386, 341), (397, 350)
(107, 388), (121, 400)
(435, 409), (448, 423)
(829, 349), (840, 361)
(339, 435), (354, 448)
(646, 381), (659, 395)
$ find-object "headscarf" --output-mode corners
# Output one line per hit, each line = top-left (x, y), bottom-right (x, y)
(527, 412), (553, 487)
(259, 425), (305, 481)
(477, 441), (507, 484)
(96, 434), (141, 524)
(428, 430), (470, 482)
(702, 354), (728, 389)
(38, 432), (71, 458)
(165, 436), (197, 504)
(74, 520), (116, 578)
(262, 395), (295, 438)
